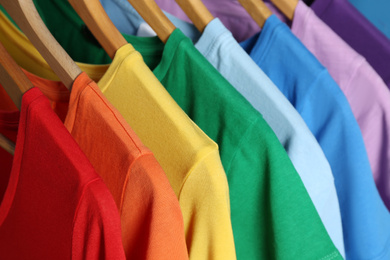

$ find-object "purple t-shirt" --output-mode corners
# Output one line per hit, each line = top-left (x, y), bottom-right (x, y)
(311, 0), (390, 89)
(292, 0), (390, 211)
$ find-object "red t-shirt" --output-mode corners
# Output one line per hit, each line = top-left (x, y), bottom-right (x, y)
(0, 87), (126, 259)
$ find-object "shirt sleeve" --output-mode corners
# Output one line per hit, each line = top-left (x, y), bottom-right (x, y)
(120, 153), (189, 260)
(72, 178), (126, 260)
(227, 117), (341, 259)
(178, 148), (236, 260)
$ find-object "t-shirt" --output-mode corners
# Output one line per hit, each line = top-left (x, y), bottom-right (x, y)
(96, 44), (236, 260)
(310, 0), (390, 89)
(0, 5), (342, 260)
(0, 13), (235, 260)
(240, 14), (390, 260)
(348, 0), (390, 40)
(0, 87), (126, 259)
(292, 0), (390, 213)
(96, 2), (345, 255)
(65, 72), (189, 260)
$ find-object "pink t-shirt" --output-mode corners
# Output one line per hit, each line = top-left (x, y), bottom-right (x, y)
(292, 1), (390, 210)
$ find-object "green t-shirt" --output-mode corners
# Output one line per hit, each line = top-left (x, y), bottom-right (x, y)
(0, 2), (342, 259)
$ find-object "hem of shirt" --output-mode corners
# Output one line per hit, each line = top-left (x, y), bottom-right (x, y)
(71, 178), (104, 255)
(177, 146), (220, 201)
(319, 251), (341, 260)
(118, 151), (154, 215)
(369, 235), (390, 260)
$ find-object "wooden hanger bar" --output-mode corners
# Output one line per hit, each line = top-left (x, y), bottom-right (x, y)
(175, 0), (214, 32)
(0, 0), (82, 90)
(0, 41), (33, 110)
(128, 0), (176, 43)
(0, 41), (34, 155)
(0, 134), (15, 155)
(238, 0), (272, 28)
(270, 0), (298, 20)
(69, 0), (128, 59)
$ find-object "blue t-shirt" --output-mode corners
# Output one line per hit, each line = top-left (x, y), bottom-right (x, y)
(348, 0), (390, 40)
(240, 15), (390, 260)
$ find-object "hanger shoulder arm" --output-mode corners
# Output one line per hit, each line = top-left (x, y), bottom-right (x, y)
(0, 0), (81, 90)
(175, 0), (214, 32)
(69, 0), (128, 59)
(238, 0), (272, 28)
(270, 0), (298, 20)
(0, 134), (15, 155)
(129, 0), (175, 43)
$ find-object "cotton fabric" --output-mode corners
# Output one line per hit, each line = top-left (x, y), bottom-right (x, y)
(196, 18), (344, 256)
(95, 1), (345, 255)
(0, 11), (236, 260)
(97, 44), (236, 260)
(240, 15), (390, 260)
(310, 0), (390, 89)
(348, 0), (390, 40)
(0, 87), (126, 259)
(64, 72), (189, 260)
(142, 0), (390, 90)
(0, 7), (342, 260)
(147, 28), (341, 260)
(292, 0), (390, 212)
(0, 61), (190, 259)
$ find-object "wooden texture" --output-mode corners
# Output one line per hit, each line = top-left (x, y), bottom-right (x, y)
(0, 41), (33, 110)
(128, 0), (176, 43)
(0, 41), (34, 155)
(270, 0), (299, 20)
(238, 0), (272, 28)
(0, 0), (81, 90)
(69, 0), (128, 59)
(0, 134), (15, 155)
(175, 0), (214, 32)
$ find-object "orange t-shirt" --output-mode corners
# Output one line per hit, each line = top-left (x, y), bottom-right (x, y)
(27, 72), (188, 259)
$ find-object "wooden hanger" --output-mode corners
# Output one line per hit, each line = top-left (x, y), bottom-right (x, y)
(270, 0), (299, 20)
(127, 0), (176, 43)
(175, 0), (214, 32)
(238, 0), (273, 28)
(0, 41), (34, 155)
(0, 41), (33, 110)
(68, 0), (128, 59)
(0, 134), (16, 155)
(0, 0), (82, 90)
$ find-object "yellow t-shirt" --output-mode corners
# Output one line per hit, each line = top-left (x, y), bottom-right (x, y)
(0, 12), (236, 260)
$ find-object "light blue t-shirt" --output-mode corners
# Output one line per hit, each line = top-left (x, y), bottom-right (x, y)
(239, 15), (390, 260)
(100, 0), (345, 256)
(348, 0), (390, 40)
